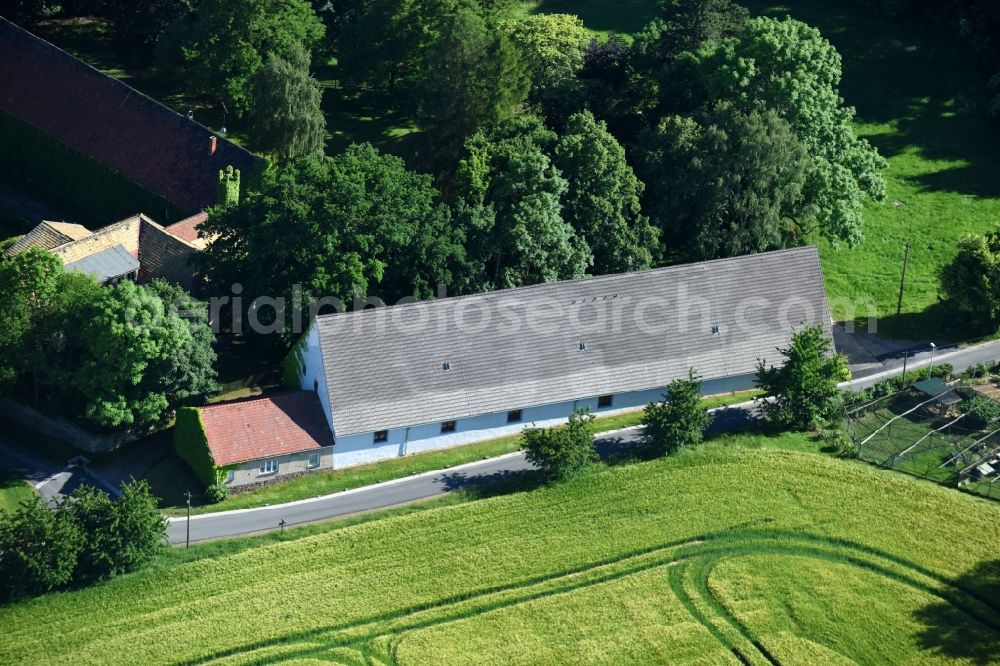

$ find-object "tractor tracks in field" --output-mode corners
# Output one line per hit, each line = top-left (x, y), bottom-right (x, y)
(187, 531), (1000, 666)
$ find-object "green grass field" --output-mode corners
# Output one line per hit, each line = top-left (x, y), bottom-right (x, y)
(2, 437), (999, 664)
(0, 471), (34, 515)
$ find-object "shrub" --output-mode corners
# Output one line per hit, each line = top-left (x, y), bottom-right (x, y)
(113, 480), (167, 572)
(65, 485), (122, 584)
(0, 482), (166, 602)
(205, 482), (230, 504)
(521, 408), (597, 482)
(960, 396), (1000, 426)
(963, 362), (990, 380)
(642, 369), (713, 456)
(0, 496), (83, 602)
(817, 428), (858, 459)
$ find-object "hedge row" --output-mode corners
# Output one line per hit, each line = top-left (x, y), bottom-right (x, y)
(173, 407), (216, 488)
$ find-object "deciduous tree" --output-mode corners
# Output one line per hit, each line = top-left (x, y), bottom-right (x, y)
(553, 111), (658, 273)
(0, 495), (82, 602)
(162, 0), (324, 115)
(200, 145), (470, 338)
(636, 104), (807, 259)
(456, 122), (590, 288)
(249, 45), (327, 161)
(940, 229), (1000, 331)
(682, 17), (887, 245)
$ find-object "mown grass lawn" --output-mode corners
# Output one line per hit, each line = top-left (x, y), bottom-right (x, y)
(3, 436), (998, 664)
(0, 471), (34, 515)
(155, 390), (761, 515)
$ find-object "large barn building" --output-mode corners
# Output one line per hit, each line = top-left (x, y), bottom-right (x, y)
(286, 246), (834, 470)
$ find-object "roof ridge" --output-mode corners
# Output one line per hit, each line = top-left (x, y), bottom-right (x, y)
(197, 390), (314, 411)
(0, 17), (257, 164)
(315, 245), (821, 323)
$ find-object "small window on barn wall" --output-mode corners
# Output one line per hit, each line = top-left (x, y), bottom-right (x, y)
(374, 430), (388, 443)
(507, 409), (522, 423)
(307, 452), (320, 468)
(598, 395), (613, 408)
(441, 420), (457, 433)
(259, 459), (277, 475)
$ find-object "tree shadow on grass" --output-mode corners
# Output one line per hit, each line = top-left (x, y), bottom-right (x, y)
(744, 0), (1000, 200)
(914, 559), (1000, 664)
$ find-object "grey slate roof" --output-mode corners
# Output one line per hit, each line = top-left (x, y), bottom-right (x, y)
(65, 244), (140, 282)
(314, 246), (833, 437)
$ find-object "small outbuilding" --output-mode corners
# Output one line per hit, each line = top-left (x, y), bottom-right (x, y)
(174, 391), (333, 489)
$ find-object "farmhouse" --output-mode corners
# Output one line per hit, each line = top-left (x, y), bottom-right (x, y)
(287, 245), (834, 469)
(5, 213), (203, 289)
(0, 17), (261, 215)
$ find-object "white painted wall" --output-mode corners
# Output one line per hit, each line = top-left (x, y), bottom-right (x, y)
(298, 324), (335, 436)
(328, 373), (756, 469)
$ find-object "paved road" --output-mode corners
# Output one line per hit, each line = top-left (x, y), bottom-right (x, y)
(166, 405), (755, 544)
(0, 434), (114, 503)
(843, 338), (1000, 388)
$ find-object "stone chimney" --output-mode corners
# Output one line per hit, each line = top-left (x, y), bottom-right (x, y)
(209, 135), (217, 155)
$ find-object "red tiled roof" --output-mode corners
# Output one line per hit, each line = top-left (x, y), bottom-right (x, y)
(0, 18), (262, 213)
(199, 392), (332, 466)
(164, 212), (208, 244)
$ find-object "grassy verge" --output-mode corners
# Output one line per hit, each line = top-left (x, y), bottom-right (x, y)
(157, 389), (761, 515)
(4, 432), (998, 664)
(0, 471), (36, 514)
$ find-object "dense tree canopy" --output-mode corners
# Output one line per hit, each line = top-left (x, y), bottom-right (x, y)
(679, 17), (887, 245)
(200, 145), (470, 332)
(249, 44), (327, 161)
(0, 250), (217, 430)
(413, 6), (530, 171)
(636, 104), (807, 259)
(162, 0), (324, 115)
(553, 111), (658, 273)
(456, 120), (591, 288)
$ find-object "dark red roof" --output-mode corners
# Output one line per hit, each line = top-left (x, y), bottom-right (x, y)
(199, 392), (333, 466)
(0, 18), (262, 213)
(165, 211), (208, 243)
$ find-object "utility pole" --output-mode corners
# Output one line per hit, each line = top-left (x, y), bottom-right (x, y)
(929, 342), (936, 376)
(901, 350), (909, 384)
(896, 241), (910, 317)
(184, 490), (192, 550)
